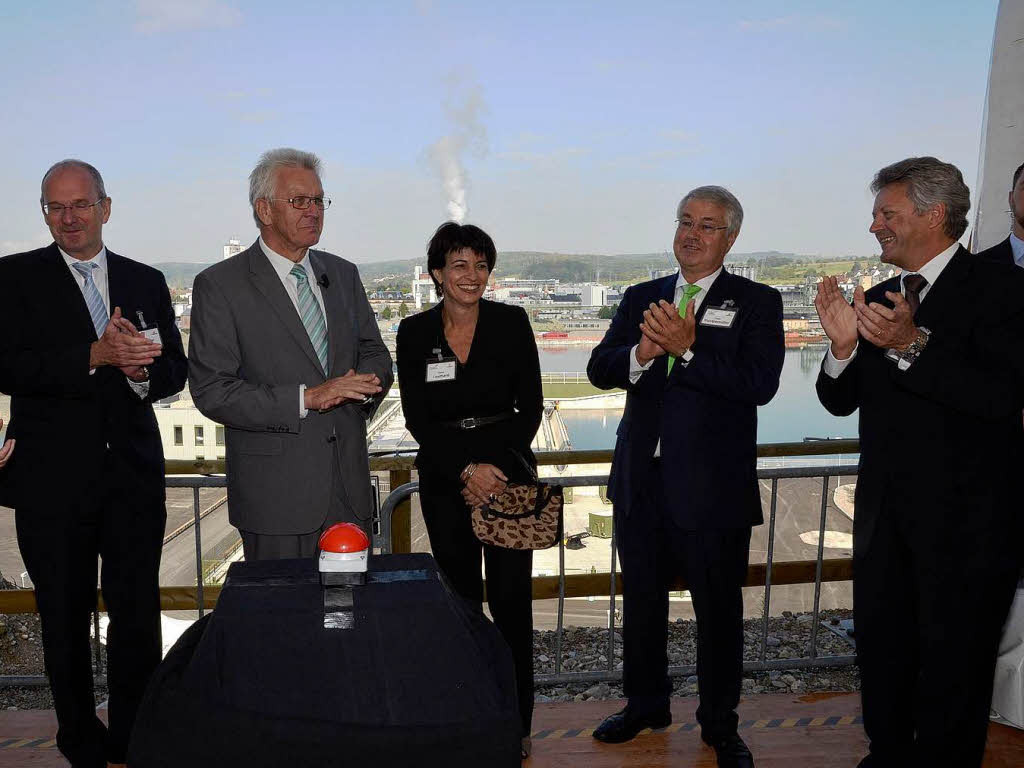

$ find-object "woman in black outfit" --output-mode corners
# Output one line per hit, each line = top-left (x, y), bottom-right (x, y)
(396, 222), (542, 757)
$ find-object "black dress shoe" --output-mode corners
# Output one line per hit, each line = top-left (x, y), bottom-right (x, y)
(704, 732), (754, 767)
(592, 706), (671, 743)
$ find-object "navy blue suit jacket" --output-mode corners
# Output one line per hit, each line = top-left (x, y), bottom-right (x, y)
(588, 269), (784, 530)
(815, 246), (1024, 564)
(976, 236), (1014, 266)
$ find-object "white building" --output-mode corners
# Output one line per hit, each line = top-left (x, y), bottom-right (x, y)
(580, 284), (608, 307)
(223, 238), (244, 260)
(411, 266), (438, 309)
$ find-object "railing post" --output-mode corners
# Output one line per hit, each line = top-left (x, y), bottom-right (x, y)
(809, 475), (829, 659)
(193, 486), (205, 618)
(760, 478), (779, 666)
(389, 469), (412, 553)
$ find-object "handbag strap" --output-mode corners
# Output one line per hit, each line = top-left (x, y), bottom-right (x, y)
(508, 448), (538, 482)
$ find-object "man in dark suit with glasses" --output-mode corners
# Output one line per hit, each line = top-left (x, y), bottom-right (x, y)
(0, 159), (187, 768)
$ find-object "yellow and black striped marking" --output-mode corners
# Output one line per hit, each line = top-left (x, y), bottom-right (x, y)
(531, 714), (863, 740)
(0, 717), (864, 749)
(0, 737), (57, 749)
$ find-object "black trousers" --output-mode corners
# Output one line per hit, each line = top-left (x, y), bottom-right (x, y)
(420, 485), (534, 736)
(615, 458), (751, 740)
(15, 451), (165, 768)
(854, 498), (1019, 767)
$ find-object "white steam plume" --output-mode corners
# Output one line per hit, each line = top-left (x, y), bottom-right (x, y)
(427, 81), (487, 224)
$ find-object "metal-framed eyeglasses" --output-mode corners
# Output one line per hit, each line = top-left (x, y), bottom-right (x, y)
(676, 219), (728, 235)
(42, 199), (106, 216)
(268, 196), (332, 210)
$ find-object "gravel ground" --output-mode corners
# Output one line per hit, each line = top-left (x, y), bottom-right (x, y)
(1, 606), (858, 710)
(533, 609), (859, 702)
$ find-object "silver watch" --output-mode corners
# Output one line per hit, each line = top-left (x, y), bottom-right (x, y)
(897, 327), (931, 370)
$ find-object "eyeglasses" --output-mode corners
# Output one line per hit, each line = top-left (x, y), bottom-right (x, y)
(268, 196), (332, 210)
(676, 219), (728, 235)
(42, 199), (105, 216)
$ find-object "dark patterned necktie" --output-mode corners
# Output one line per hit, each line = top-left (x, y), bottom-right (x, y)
(903, 273), (928, 317)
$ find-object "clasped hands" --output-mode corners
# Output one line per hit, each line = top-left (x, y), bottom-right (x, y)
(636, 299), (696, 365)
(89, 307), (162, 381)
(304, 369), (382, 412)
(461, 463), (508, 508)
(814, 277), (918, 358)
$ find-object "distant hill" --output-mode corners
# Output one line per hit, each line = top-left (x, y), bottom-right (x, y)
(155, 262), (216, 290)
(155, 249), (857, 291)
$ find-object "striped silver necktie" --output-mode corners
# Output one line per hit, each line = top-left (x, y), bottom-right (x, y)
(71, 261), (109, 338)
(289, 265), (329, 374)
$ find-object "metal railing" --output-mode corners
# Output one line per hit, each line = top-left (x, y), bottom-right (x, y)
(378, 458), (860, 685)
(0, 441), (859, 688)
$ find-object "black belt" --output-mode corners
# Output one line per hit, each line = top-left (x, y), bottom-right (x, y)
(442, 411), (515, 430)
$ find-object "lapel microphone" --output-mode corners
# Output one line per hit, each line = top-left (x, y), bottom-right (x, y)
(318, 274), (330, 289)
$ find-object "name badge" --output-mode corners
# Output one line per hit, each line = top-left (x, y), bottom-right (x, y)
(700, 305), (738, 328)
(135, 311), (162, 345)
(426, 357), (457, 383)
(141, 327), (162, 345)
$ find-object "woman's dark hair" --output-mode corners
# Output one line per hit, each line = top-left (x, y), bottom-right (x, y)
(426, 222), (497, 293)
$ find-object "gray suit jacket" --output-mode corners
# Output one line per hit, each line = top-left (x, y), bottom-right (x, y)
(188, 241), (393, 534)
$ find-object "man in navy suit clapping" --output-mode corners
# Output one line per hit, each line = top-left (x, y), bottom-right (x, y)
(588, 186), (784, 768)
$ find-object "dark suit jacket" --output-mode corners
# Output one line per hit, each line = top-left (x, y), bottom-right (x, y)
(976, 236), (1015, 266)
(589, 269), (785, 530)
(188, 242), (393, 534)
(816, 246), (1024, 565)
(396, 299), (543, 493)
(0, 243), (187, 509)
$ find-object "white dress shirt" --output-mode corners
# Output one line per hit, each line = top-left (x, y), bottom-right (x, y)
(258, 237), (329, 417)
(61, 246), (149, 399)
(823, 240), (959, 379)
(1010, 231), (1024, 268)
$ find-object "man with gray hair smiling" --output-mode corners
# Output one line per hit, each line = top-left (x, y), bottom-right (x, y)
(189, 148), (392, 560)
(588, 186), (784, 766)
(816, 156), (1024, 765)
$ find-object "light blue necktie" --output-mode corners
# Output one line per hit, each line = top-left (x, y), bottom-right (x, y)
(290, 265), (329, 374)
(71, 261), (109, 338)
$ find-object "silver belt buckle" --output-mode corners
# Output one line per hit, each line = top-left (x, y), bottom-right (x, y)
(460, 417), (478, 429)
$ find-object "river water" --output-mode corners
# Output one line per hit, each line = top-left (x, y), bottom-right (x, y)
(539, 345), (855, 449)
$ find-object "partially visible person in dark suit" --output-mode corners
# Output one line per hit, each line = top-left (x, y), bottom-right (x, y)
(0, 160), (187, 768)
(396, 222), (542, 759)
(815, 156), (1024, 767)
(976, 160), (1024, 267)
(587, 186), (784, 768)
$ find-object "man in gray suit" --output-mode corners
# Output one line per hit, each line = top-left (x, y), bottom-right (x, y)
(188, 148), (393, 560)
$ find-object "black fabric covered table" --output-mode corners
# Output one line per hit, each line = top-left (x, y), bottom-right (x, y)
(128, 554), (521, 767)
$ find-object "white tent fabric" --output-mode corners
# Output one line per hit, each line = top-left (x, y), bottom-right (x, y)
(991, 582), (1024, 729)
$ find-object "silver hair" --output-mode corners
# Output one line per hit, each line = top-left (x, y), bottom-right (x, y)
(40, 159), (106, 203)
(871, 157), (970, 240)
(248, 148), (323, 226)
(676, 185), (744, 236)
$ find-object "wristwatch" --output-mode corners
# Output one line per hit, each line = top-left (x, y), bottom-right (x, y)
(896, 327), (930, 370)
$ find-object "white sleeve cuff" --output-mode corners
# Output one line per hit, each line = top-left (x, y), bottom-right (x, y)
(127, 378), (150, 400)
(628, 345), (654, 383)
(299, 384), (308, 418)
(823, 342), (858, 379)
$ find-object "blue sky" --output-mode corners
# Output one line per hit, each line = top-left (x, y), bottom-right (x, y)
(0, 0), (1001, 265)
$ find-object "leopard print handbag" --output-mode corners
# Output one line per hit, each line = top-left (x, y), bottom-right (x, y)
(470, 481), (564, 550)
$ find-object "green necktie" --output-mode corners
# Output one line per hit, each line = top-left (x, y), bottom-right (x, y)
(666, 283), (702, 376)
